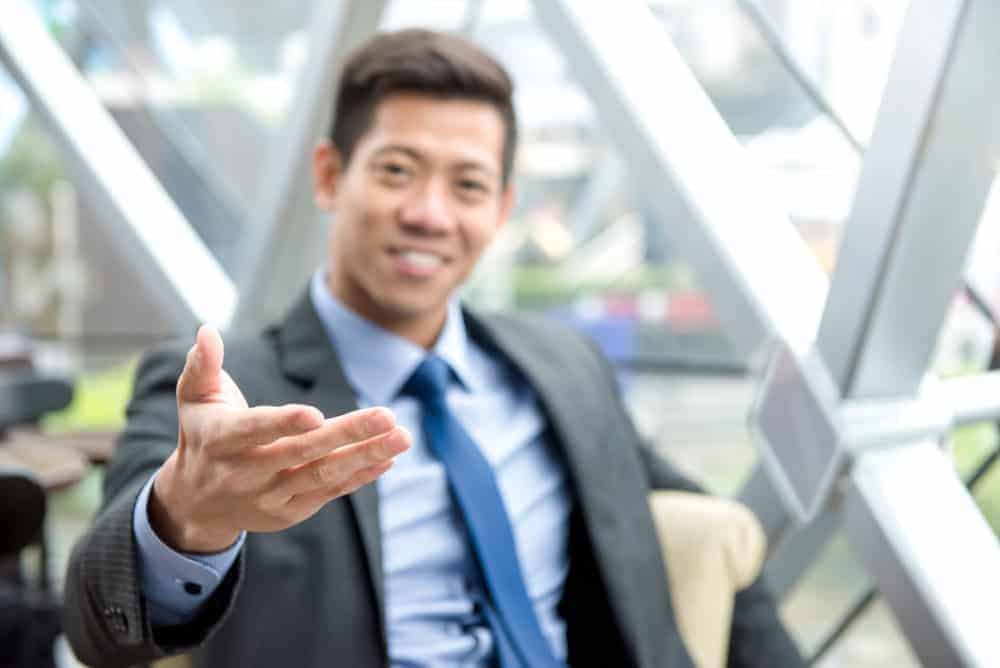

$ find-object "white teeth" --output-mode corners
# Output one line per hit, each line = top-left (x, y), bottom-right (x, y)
(400, 250), (443, 268)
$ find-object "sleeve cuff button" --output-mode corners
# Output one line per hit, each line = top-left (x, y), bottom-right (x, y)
(183, 581), (203, 595)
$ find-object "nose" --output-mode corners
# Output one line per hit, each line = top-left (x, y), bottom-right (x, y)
(399, 178), (452, 233)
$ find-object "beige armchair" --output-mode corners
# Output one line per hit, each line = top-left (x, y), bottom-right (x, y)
(155, 491), (765, 668)
(648, 491), (768, 668)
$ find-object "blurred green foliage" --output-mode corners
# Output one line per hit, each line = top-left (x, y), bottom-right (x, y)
(949, 422), (1000, 533)
(512, 263), (691, 309)
(0, 118), (63, 198)
(42, 361), (135, 432)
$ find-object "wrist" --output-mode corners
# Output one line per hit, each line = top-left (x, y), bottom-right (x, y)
(149, 459), (240, 554)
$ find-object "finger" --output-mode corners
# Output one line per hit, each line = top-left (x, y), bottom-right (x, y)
(270, 425), (411, 499)
(261, 407), (398, 471)
(208, 403), (326, 453)
(177, 325), (225, 403)
(284, 459), (395, 517)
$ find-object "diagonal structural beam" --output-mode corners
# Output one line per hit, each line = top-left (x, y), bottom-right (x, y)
(0, 0), (235, 332)
(833, 1), (1000, 662)
(231, 0), (386, 334)
(532, 0), (828, 363)
(816, 0), (991, 399)
(846, 442), (1000, 666)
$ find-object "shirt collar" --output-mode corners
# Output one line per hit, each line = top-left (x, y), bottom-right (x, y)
(309, 269), (477, 404)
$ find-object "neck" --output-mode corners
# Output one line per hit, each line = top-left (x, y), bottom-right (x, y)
(383, 311), (447, 350)
(325, 274), (448, 349)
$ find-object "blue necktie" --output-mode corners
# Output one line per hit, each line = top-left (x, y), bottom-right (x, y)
(401, 355), (563, 668)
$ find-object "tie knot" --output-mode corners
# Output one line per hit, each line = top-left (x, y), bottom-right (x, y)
(401, 355), (451, 403)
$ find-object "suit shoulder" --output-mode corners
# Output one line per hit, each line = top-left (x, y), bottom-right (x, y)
(472, 309), (614, 383)
(478, 309), (595, 349)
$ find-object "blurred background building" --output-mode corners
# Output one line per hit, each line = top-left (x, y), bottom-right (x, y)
(1, 1), (999, 666)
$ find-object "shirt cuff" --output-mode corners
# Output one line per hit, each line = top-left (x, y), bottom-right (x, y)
(132, 471), (245, 626)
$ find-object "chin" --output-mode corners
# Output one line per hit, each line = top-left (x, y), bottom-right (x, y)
(387, 299), (447, 321)
(368, 287), (437, 315)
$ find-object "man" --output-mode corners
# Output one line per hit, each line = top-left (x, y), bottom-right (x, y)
(64, 29), (802, 668)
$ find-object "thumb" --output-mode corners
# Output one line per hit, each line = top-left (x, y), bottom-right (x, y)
(176, 324), (225, 402)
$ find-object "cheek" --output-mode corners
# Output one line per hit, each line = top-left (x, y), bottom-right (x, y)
(462, 217), (501, 257)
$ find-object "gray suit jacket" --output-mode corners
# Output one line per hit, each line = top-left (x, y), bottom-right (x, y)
(63, 293), (802, 668)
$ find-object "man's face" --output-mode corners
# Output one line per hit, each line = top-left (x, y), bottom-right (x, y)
(314, 93), (512, 341)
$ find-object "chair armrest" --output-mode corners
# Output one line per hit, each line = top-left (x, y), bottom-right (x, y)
(648, 491), (767, 668)
(0, 467), (46, 558)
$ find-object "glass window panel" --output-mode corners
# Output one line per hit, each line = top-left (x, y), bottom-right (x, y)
(460, 3), (747, 379)
(25, 0), (322, 277)
(649, 0), (910, 275)
(934, 173), (1000, 531)
(0, 76), (72, 334)
(965, 174), (1000, 332)
(780, 530), (919, 667)
(0, 66), (178, 366)
(949, 423), (1000, 534)
(781, 532), (871, 654)
(628, 369), (757, 495)
(813, 600), (920, 668)
(970, 455), (1000, 535)
(0, 70), (28, 155)
(381, 0), (469, 32)
(931, 296), (996, 378)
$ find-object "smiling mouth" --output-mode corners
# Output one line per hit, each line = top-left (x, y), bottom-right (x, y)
(388, 247), (450, 278)
(397, 249), (445, 269)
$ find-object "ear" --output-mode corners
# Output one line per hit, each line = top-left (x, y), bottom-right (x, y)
(313, 141), (343, 212)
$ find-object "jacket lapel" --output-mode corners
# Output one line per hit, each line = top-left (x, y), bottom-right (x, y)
(465, 309), (680, 668)
(274, 291), (385, 639)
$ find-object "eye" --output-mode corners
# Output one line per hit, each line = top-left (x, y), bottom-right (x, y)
(455, 178), (491, 203)
(375, 161), (412, 184)
(458, 179), (487, 192)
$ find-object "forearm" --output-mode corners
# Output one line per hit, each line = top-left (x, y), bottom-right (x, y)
(62, 480), (168, 668)
(63, 475), (246, 667)
(62, 344), (228, 665)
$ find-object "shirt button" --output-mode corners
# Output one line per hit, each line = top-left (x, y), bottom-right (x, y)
(183, 581), (203, 595)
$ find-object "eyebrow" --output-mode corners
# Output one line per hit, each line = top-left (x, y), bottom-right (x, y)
(371, 144), (498, 180)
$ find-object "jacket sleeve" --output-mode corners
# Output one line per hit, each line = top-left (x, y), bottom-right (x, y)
(61, 344), (245, 668)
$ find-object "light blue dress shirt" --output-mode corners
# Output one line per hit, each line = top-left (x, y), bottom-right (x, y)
(133, 270), (573, 665)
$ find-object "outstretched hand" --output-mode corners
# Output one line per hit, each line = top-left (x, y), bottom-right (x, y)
(149, 325), (410, 553)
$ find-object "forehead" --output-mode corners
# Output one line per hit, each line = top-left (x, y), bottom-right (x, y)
(357, 93), (505, 172)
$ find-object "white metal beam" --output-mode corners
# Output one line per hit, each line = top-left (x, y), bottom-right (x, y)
(834, 3), (1000, 660)
(817, 0), (994, 398)
(0, 0), (235, 332)
(757, 0), (1000, 605)
(231, 0), (386, 334)
(846, 442), (1000, 667)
